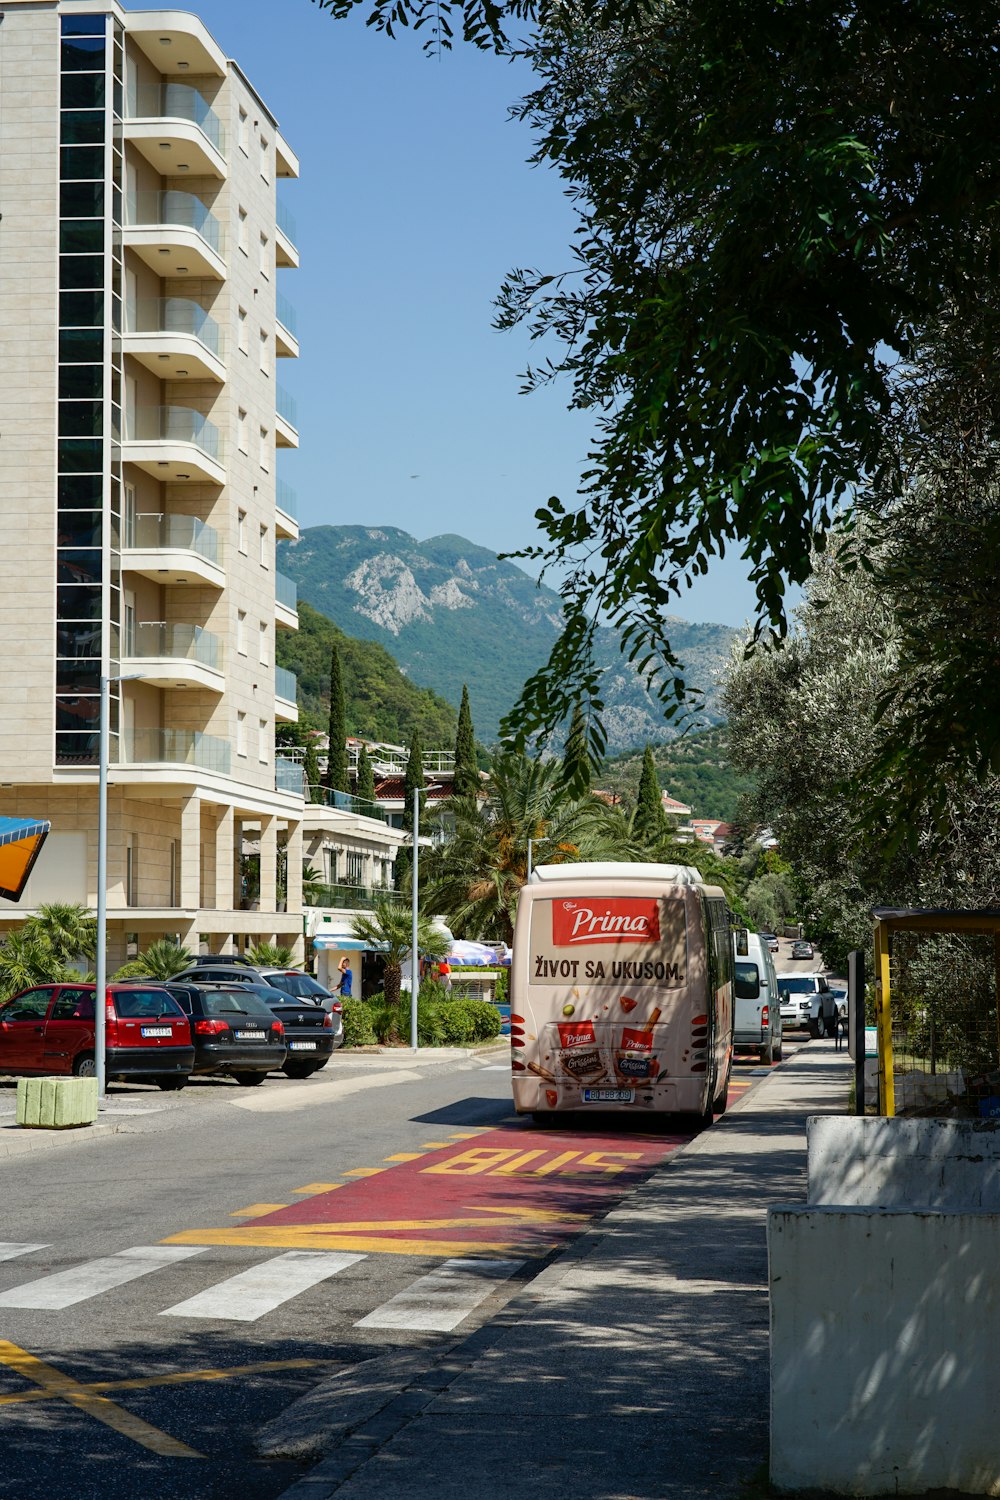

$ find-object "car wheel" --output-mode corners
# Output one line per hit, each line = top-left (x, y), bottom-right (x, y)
(773, 1040), (783, 1062)
(761, 1041), (774, 1066)
(73, 1053), (96, 1078)
(282, 1062), (320, 1080)
(233, 1071), (267, 1086)
(156, 1076), (187, 1091)
(808, 1017), (821, 1039)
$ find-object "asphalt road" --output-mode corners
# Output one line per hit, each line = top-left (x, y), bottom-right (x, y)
(0, 1044), (794, 1500)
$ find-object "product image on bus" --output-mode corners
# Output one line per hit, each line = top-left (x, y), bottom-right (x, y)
(510, 863), (734, 1118)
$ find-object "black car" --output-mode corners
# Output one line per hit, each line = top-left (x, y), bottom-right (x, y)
(202, 982), (338, 1079)
(166, 983), (287, 1085)
(174, 964), (345, 1045)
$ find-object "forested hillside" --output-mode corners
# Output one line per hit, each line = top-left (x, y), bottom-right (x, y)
(600, 726), (754, 823)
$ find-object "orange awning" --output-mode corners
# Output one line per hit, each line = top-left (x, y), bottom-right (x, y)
(0, 817), (51, 902)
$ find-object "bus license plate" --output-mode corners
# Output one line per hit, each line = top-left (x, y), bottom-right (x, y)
(583, 1087), (635, 1104)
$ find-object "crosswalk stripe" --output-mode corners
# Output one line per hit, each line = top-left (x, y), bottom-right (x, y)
(355, 1257), (523, 1332)
(0, 1246), (205, 1311)
(160, 1249), (364, 1322)
(0, 1244), (49, 1264)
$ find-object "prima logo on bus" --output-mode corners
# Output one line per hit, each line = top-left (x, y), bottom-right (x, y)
(553, 899), (661, 947)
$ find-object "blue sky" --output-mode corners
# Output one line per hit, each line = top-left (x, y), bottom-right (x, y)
(192, 0), (764, 628)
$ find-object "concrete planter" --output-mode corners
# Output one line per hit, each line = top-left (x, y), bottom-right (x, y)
(16, 1076), (98, 1129)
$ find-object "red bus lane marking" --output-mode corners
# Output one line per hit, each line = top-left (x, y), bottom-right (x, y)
(163, 1125), (691, 1259)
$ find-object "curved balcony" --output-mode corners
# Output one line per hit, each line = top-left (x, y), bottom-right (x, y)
(275, 292), (298, 359)
(276, 200), (299, 269)
(122, 622), (225, 693)
(275, 479), (298, 542)
(126, 83), (226, 179)
(122, 513), (224, 589)
(123, 404), (225, 484)
(124, 189), (226, 280)
(276, 384), (298, 448)
(118, 727), (231, 777)
(275, 570), (298, 632)
(123, 296), (225, 382)
(274, 665), (298, 724)
(126, 16), (227, 80)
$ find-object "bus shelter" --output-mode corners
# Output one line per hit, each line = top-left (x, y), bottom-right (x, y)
(873, 906), (1000, 1117)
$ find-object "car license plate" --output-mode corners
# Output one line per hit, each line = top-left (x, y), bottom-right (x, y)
(582, 1087), (635, 1104)
(235, 1031), (265, 1041)
(289, 1041), (317, 1051)
(141, 1026), (172, 1038)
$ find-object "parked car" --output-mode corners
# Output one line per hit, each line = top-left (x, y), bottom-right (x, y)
(790, 939), (815, 960)
(759, 933), (780, 954)
(829, 982), (849, 1019)
(777, 973), (838, 1038)
(732, 931), (783, 1064)
(0, 982), (194, 1088)
(175, 964), (345, 1048)
(166, 983), (288, 1085)
(197, 981), (340, 1077)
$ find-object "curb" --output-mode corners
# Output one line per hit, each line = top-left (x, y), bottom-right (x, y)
(0, 1118), (127, 1161)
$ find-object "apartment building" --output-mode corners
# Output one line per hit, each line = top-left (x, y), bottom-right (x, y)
(0, 1), (306, 963)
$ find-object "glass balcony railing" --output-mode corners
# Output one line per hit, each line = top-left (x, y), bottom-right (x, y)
(275, 571), (297, 610)
(132, 82), (225, 154)
(313, 788), (391, 824)
(276, 384), (298, 428)
(275, 480), (297, 519)
(127, 513), (221, 565)
(127, 622), (224, 672)
(129, 405), (222, 461)
(275, 666), (297, 702)
(303, 882), (394, 911)
(119, 728), (231, 775)
(276, 292), (297, 337)
(276, 200), (297, 243)
(276, 756), (305, 796)
(130, 297), (222, 357)
(126, 190), (223, 254)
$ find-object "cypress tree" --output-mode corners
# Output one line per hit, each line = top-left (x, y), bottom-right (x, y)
(356, 744), (376, 802)
(323, 644), (348, 794)
(563, 703), (591, 792)
(397, 728), (426, 886)
(633, 745), (666, 845)
(453, 684), (478, 799)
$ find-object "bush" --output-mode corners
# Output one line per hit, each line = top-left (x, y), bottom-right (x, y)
(340, 997), (377, 1047)
(110, 959), (151, 979)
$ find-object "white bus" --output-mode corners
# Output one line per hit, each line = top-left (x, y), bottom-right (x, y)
(510, 862), (734, 1120)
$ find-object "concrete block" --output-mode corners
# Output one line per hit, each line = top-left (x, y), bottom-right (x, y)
(808, 1115), (1000, 1209)
(769, 1206), (1000, 1496)
(16, 1076), (98, 1129)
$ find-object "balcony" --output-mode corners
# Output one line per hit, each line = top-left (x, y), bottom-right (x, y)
(304, 882), (391, 912)
(313, 788), (391, 825)
(126, 83), (227, 179)
(275, 570), (298, 631)
(276, 384), (298, 448)
(275, 479), (298, 542)
(275, 665), (298, 724)
(276, 756), (305, 797)
(126, 17), (227, 80)
(124, 189), (226, 280)
(118, 728), (231, 777)
(276, 200), (299, 269)
(123, 296), (225, 382)
(276, 132), (300, 180)
(275, 292), (299, 359)
(122, 622), (225, 693)
(123, 404), (225, 484)
(122, 513), (224, 589)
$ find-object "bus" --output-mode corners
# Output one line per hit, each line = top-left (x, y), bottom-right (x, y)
(510, 862), (734, 1120)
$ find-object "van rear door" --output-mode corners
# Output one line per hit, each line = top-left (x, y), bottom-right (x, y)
(733, 960), (765, 1043)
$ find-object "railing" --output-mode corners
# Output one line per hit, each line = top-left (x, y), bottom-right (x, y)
(304, 882), (397, 911)
(275, 571), (297, 610)
(119, 728), (231, 775)
(276, 292), (297, 337)
(131, 82), (225, 154)
(347, 744), (456, 777)
(312, 787), (391, 824)
(275, 480), (297, 519)
(276, 384), (298, 428)
(127, 513), (221, 565)
(127, 622), (223, 672)
(275, 665), (297, 702)
(130, 297), (222, 357)
(129, 405), (222, 461)
(126, 190), (223, 254)
(276, 200), (297, 244)
(276, 756), (305, 796)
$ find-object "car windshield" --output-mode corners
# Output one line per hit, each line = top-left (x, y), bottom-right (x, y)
(779, 978), (817, 995)
(265, 973), (330, 1000)
(202, 992), (274, 1019)
(113, 989), (184, 1019)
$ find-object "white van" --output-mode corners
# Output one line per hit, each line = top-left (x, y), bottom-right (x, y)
(732, 930), (782, 1064)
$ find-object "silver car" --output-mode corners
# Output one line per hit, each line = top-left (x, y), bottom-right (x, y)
(777, 973), (838, 1038)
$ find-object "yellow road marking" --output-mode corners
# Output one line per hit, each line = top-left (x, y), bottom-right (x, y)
(293, 1183), (343, 1193)
(383, 1152), (424, 1162)
(342, 1167), (386, 1178)
(0, 1340), (202, 1458)
(0, 1358), (324, 1409)
(230, 1203), (288, 1217)
(419, 1141), (452, 1148)
(447, 1131), (488, 1139)
(162, 1227), (546, 1257)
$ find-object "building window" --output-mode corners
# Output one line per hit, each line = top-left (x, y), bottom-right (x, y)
(259, 621), (269, 665)
(259, 523), (268, 565)
(237, 609), (247, 655)
(238, 206), (248, 255)
(126, 833), (138, 907)
(238, 107), (248, 155)
(259, 232), (269, 279)
(238, 306), (248, 355)
(259, 428), (269, 473)
(236, 711), (247, 757)
(170, 838), (181, 907)
(237, 508), (247, 553)
(346, 852), (365, 887)
(259, 329), (269, 374)
(260, 133), (269, 182)
(258, 719), (268, 763)
(238, 408), (248, 454)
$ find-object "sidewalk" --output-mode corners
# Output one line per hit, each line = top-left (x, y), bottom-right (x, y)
(271, 1039), (852, 1500)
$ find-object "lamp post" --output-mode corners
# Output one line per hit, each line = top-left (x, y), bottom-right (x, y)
(410, 786), (419, 1051)
(96, 671), (142, 1099)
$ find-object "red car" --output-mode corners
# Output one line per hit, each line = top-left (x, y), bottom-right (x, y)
(0, 982), (195, 1089)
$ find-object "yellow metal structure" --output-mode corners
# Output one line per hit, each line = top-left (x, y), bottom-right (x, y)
(0, 817), (50, 902)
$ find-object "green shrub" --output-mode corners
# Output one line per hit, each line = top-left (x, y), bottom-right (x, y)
(462, 998), (504, 1042)
(416, 995), (446, 1047)
(493, 969), (508, 1004)
(110, 959), (151, 980)
(341, 997), (377, 1047)
(367, 996), (406, 1045)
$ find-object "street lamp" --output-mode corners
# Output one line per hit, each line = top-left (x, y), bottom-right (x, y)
(95, 671), (143, 1099)
(410, 786), (419, 1051)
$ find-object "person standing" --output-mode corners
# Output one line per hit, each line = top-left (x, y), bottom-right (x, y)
(337, 955), (353, 999)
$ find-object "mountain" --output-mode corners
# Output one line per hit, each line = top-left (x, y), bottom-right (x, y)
(277, 525), (737, 750)
(600, 725), (755, 823)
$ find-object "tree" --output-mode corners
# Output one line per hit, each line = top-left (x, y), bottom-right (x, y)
(397, 728), (426, 885)
(632, 746), (666, 848)
(349, 894), (448, 1006)
(561, 703), (592, 795)
(0, 930), (69, 1001)
(128, 938), (193, 981)
(24, 902), (96, 966)
(453, 685), (478, 800)
(323, 644), (348, 795)
(248, 941), (294, 966)
(356, 744), (376, 803)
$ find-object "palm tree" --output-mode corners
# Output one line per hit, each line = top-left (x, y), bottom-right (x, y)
(423, 751), (639, 945)
(24, 902), (96, 965)
(349, 894), (448, 1006)
(247, 941), (294, 967)
(131, 938), (193, 981)
(0, 930), (69, 1000)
